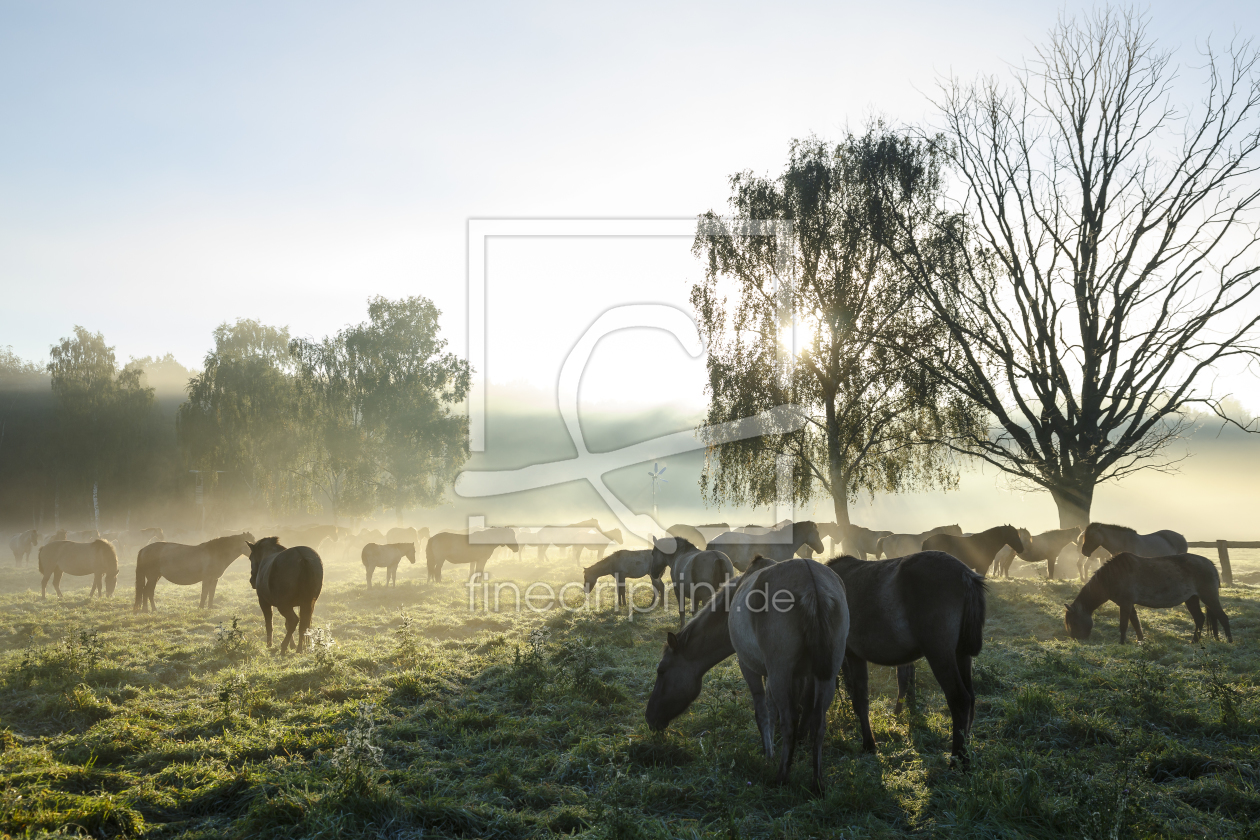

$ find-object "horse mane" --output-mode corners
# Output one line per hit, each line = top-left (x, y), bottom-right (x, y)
(1080, 552), (1138, 600)
(659, 536), (696, 556)
(254, 536), (285, 552)
(201, 533), (247, 552)
(674, 577), (737, 647)
(1090, 522), (1137, 537)
(584, 550), (622, 577)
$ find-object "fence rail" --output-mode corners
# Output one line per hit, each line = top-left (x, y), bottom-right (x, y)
(1184, 540), (1256, 586)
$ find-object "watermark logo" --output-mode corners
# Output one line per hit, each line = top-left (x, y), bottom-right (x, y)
(456, 218), (800, 544)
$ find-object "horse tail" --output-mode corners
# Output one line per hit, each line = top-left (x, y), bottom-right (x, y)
(798, 561), (846, 681)
(957, 567), (987, 657)
(96, 539), (119, 576)
(302, 550), (325, 602)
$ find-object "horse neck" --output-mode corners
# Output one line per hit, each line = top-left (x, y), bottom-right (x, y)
(679, 606), (735, 671)
(1074, 576), (1109, 613)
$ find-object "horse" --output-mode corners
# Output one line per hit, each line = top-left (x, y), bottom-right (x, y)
(361, 542), (416, 586)
(923, 525), (1024, 576)
(650, 537), (735, 626)
(1078, 522), (1187, 579)
(67, 529), (99, 543)
(875, 525), (963, 559)
(582, 548), (663, 609)
(825, 552), (987, 767)
(134, 532), (255, 612)
(666, 523), (708, 550)
(646, 557), (849, 791)
(1064, 553), (1231, 645)
(246, 537), (324, 653)
(839, 524), (893, 560)
(995, 527), (1081, 578)
(9, 530), (38, 564)
(426, 527), (519, 582)
(38, 539), (119, 599)
(707, 521), (824, 572)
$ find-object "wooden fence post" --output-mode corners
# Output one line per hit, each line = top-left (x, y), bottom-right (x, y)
(1216, 540), (1234, 586)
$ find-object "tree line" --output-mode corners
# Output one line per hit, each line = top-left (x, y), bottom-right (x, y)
(0, 296), (469, 532)
(694, 9), (1260, 529)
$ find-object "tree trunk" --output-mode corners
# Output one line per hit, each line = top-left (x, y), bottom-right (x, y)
(1050, 479), (1093, 530)
(831, 489), (851, 528)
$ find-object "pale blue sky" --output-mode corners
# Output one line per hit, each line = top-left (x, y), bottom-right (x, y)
(1, 1), (1258, 409)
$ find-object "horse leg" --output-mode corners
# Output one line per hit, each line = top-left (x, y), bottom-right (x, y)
(53, 570), (63, 598)
(895, 664), (916, 715)
(90, 574), (100, 598)
(1131, 609), (1144, 643)
(278, 605), (299, 653)
(1185, 596), (1205, 642)
(841, 654), (876, 753)
(923, 650), (973, 769)
(810, 675), (836, 792)
(207, 578), (219, 609)
(1202, 594), (1232, 642)
(957, 653), (976, 732)
(199, 580), (209, 609)
(366, 565), (374, 587)
(41, 570), (50, 599)
(146, 576), (158, 611)
(740, 661), (775, 759)
(768, 670), (798, 784)
(1047, 554), (1055, 580)
(298, 600), (315, 652)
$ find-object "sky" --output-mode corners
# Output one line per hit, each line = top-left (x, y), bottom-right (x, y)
(3, 1), (1260, 536)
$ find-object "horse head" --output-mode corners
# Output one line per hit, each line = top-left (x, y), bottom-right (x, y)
(1079, 523), (1104, 557)
(645, 631), (705, 732)
(795, 521), (824, 555)
(1064, 601), (1093, 639)
(404, 544), (417, 563)
(246, 536), (285, 590)
(1000, 524), (1025, 554)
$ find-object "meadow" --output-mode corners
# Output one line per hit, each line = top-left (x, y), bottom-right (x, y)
(0, 547), (1257, 839)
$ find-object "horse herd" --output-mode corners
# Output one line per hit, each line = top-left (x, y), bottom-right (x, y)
(5, 515), (1235, 788)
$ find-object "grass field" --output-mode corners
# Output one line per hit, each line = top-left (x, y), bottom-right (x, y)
(0, 548), (1257, 839)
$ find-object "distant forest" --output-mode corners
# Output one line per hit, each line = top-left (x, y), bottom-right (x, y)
(0, 296), (469, 533)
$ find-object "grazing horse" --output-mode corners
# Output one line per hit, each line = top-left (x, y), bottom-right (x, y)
(650, 537), (736, 626)
(666, 523), (708, 550)
(38, 539), (119, 599)
(646, 557), (849, 791)
(9, 529), (38, 564)
(876, 525), (963, 559)
(134, 532), (255, 612)
(426, 528), (519, 582)
(361, 542), (416, 586)
(839, 524), (893, 560)
(995, 527), (1081, 578)
(707, 521), (824, 572)
(826, 552), (987, 767)
(582, 548), (663, 608)
(923, 526), (1024, 576)
(246, 537), (324, 653)
(1064, 553), (1231, 645)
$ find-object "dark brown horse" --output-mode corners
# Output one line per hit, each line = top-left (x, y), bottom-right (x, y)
(646, 557), (849, 791)
(826, 552), (987, 767)
(707, 521), (824, 572)
(134, 532), (255, 611)
(246, 537), (324, 653)
(923, 525), (1024, 576)
(361, 542), (416, 586)
(9, 529), (38, 564)
(1064, 553), (1231, 644)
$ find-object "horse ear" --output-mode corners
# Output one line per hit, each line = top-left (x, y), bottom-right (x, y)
(246, 541), (255, 551)
(666, 632), (678, 650)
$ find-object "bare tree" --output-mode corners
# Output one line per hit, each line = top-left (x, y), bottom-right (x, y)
(879, 8), (1260, 527)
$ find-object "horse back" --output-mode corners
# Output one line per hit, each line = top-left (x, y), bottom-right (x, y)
(260, 546), (324, 607)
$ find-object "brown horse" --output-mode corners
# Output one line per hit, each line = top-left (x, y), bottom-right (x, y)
(246, 537), (324, 653)
(996, 527), (1080, 578)
(1078, 522), (1187, 580)
(650, 537), (736, 626)
(646, 557), (849, 791)
(876, 525), (963, 559)
(582, 548), (663, 609)
(707, 521), (824, 572)
(1064, 553), (1231, 644)
(38, 539), (119, 598)
(9, 529), (38, 564)
(923, 525), (1024, 576)
(826, 552), (987, 767)
(134, 532), (255, 612)
(426, 528), (519, 582)
(666, 524), (708, 550)
(361, 542), (416, 586)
